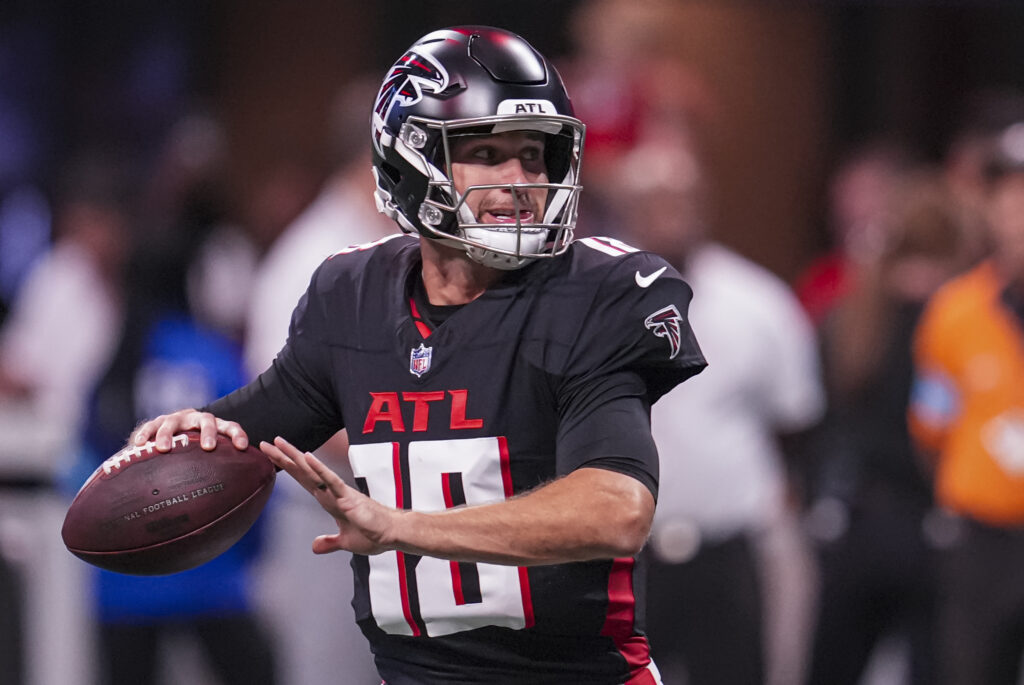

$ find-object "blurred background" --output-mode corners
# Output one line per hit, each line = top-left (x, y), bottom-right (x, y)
(3, 1), (1024, 684)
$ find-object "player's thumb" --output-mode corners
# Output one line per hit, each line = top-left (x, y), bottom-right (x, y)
(312, 534), (344, 555)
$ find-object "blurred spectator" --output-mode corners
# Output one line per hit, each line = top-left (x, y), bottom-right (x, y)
(942, 87), (1024, 265)
(613, 110), (825, 685)
(0, 11), (58, 324)
(908, 119), (1024, 685)
(804, 169), (968, 685)
(0, 152), (131, 434)
(560, 0), (715, 238)
(82, 142), (275, 685)
(137, 111), (259, 342)
(794, 142), (914, 329)
(244, 76), (392, 377)
(0, 151), (133, 685)
(243, 75), (391, 685)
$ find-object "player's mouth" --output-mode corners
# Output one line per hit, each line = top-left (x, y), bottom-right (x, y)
(482, 207), (537, 225)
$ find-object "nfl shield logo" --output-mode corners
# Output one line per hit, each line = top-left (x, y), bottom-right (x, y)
(409, 343), (432, 377)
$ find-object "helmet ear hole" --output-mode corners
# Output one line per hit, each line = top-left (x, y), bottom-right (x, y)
(379, 161), (401, 187)
(543, 132), (574, 182)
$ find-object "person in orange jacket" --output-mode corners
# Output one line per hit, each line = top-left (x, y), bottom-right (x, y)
(909, 118), (1024, 685)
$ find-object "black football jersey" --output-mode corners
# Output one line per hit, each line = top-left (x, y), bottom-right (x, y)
(208, 234), (705, 684)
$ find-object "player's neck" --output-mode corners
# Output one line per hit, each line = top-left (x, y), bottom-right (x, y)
(419, 238), (501, 305)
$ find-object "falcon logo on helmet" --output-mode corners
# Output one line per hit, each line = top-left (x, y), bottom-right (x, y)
(644, 305), (684, 360)
(373, 50), (449, 155)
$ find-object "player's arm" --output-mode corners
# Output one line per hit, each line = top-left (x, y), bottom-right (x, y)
(262, 436), (654, 564)
(131, 359), (343, 455)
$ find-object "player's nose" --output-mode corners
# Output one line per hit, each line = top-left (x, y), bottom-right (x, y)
(496, 157), (532, 185)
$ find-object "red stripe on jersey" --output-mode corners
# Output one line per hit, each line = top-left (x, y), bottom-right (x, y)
(393, 444), (420, 636)
(409, 297), (433, 338)
(414, 320), (432, 338)
(589, 236), (629, 254)
(497, 436), (514, 498)
(441, 472), (455, 508)
(392, 442), (404, 508)
(449, 560), (467, 606)
(440, 472), (468, 605)
(600, 557), (653, 680)
(517, 566), (535, 628)
(396, 551), (420, 636)
(497, 437), (535, 627)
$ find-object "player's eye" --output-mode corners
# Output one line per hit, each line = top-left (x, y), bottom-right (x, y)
(471, 146), (497, 163)
(520, 146), (541, 162)
(519, 145), (547, 174)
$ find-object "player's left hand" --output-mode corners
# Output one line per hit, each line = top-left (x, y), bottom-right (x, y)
(260, 436), (398, 556)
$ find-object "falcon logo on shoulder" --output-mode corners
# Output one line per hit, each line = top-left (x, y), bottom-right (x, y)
(373, 49), (449, 153)
(644, 305), (684, 360)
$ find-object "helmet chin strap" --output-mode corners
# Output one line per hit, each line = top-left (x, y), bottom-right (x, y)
(463, 237), (541, 270)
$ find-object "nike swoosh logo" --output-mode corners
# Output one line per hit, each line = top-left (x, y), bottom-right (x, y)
(635, 266), (667, 288)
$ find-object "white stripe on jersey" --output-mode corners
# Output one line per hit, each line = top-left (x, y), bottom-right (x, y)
(332, 233), (406, 257)
(578, 236), (641, 257)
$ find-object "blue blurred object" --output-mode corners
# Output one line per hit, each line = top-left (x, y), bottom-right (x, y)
(83, 313), (266, 621)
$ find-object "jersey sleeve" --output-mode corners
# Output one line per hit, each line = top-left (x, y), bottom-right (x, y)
(554, 246), (706, 496)
(555, 370), (660, 498)
(204, 260), (345, 451)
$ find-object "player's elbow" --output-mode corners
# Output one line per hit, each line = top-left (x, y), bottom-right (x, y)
(602, 486), (654, 558)
(569, 468), (655, 559)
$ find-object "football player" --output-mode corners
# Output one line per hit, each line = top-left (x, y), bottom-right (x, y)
(132, 26), (706, 684)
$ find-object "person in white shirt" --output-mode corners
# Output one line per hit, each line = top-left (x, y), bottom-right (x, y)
(0, 153), (131, 685)
(613, 111), (825, 685)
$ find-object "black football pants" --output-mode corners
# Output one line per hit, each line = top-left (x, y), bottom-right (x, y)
(935, 518), (1024, 685)
(644, 532), (764, 685)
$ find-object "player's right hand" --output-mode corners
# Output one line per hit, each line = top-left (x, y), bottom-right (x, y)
(131, 408), (249, 453)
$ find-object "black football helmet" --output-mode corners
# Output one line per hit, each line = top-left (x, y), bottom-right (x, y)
(371, 26), (585, 269)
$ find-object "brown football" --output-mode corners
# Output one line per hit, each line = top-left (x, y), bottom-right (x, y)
(61, 431), (275, 575)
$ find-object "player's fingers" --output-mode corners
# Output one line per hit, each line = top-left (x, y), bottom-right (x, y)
(189, 411), (231, 451)
(132, 418), (158, 445)
(153, 413), (191, 452)
(290, 451), (331, 495)
(215, 418), (249, 451)
(312, 533), (343, 555)
(260, 440), (300, 474)
(261, 439), (325, 497)
(272, 436), (321, 481)
(272, 435), (303, 457)
(304, 453), (348, 499)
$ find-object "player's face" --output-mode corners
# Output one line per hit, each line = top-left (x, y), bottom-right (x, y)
(449, 131), (549, 225)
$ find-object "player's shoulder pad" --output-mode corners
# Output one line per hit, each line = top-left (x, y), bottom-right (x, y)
(570, 236), (689, 298)
(311, 233), (415, 288)
(291, 233), (414, 341)
(324, 232), (413, 268)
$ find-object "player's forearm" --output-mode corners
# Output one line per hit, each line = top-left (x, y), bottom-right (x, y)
(387, 467), (654, 566)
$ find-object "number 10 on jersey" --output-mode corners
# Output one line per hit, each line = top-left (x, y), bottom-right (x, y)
(348, 436), (535, 637)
